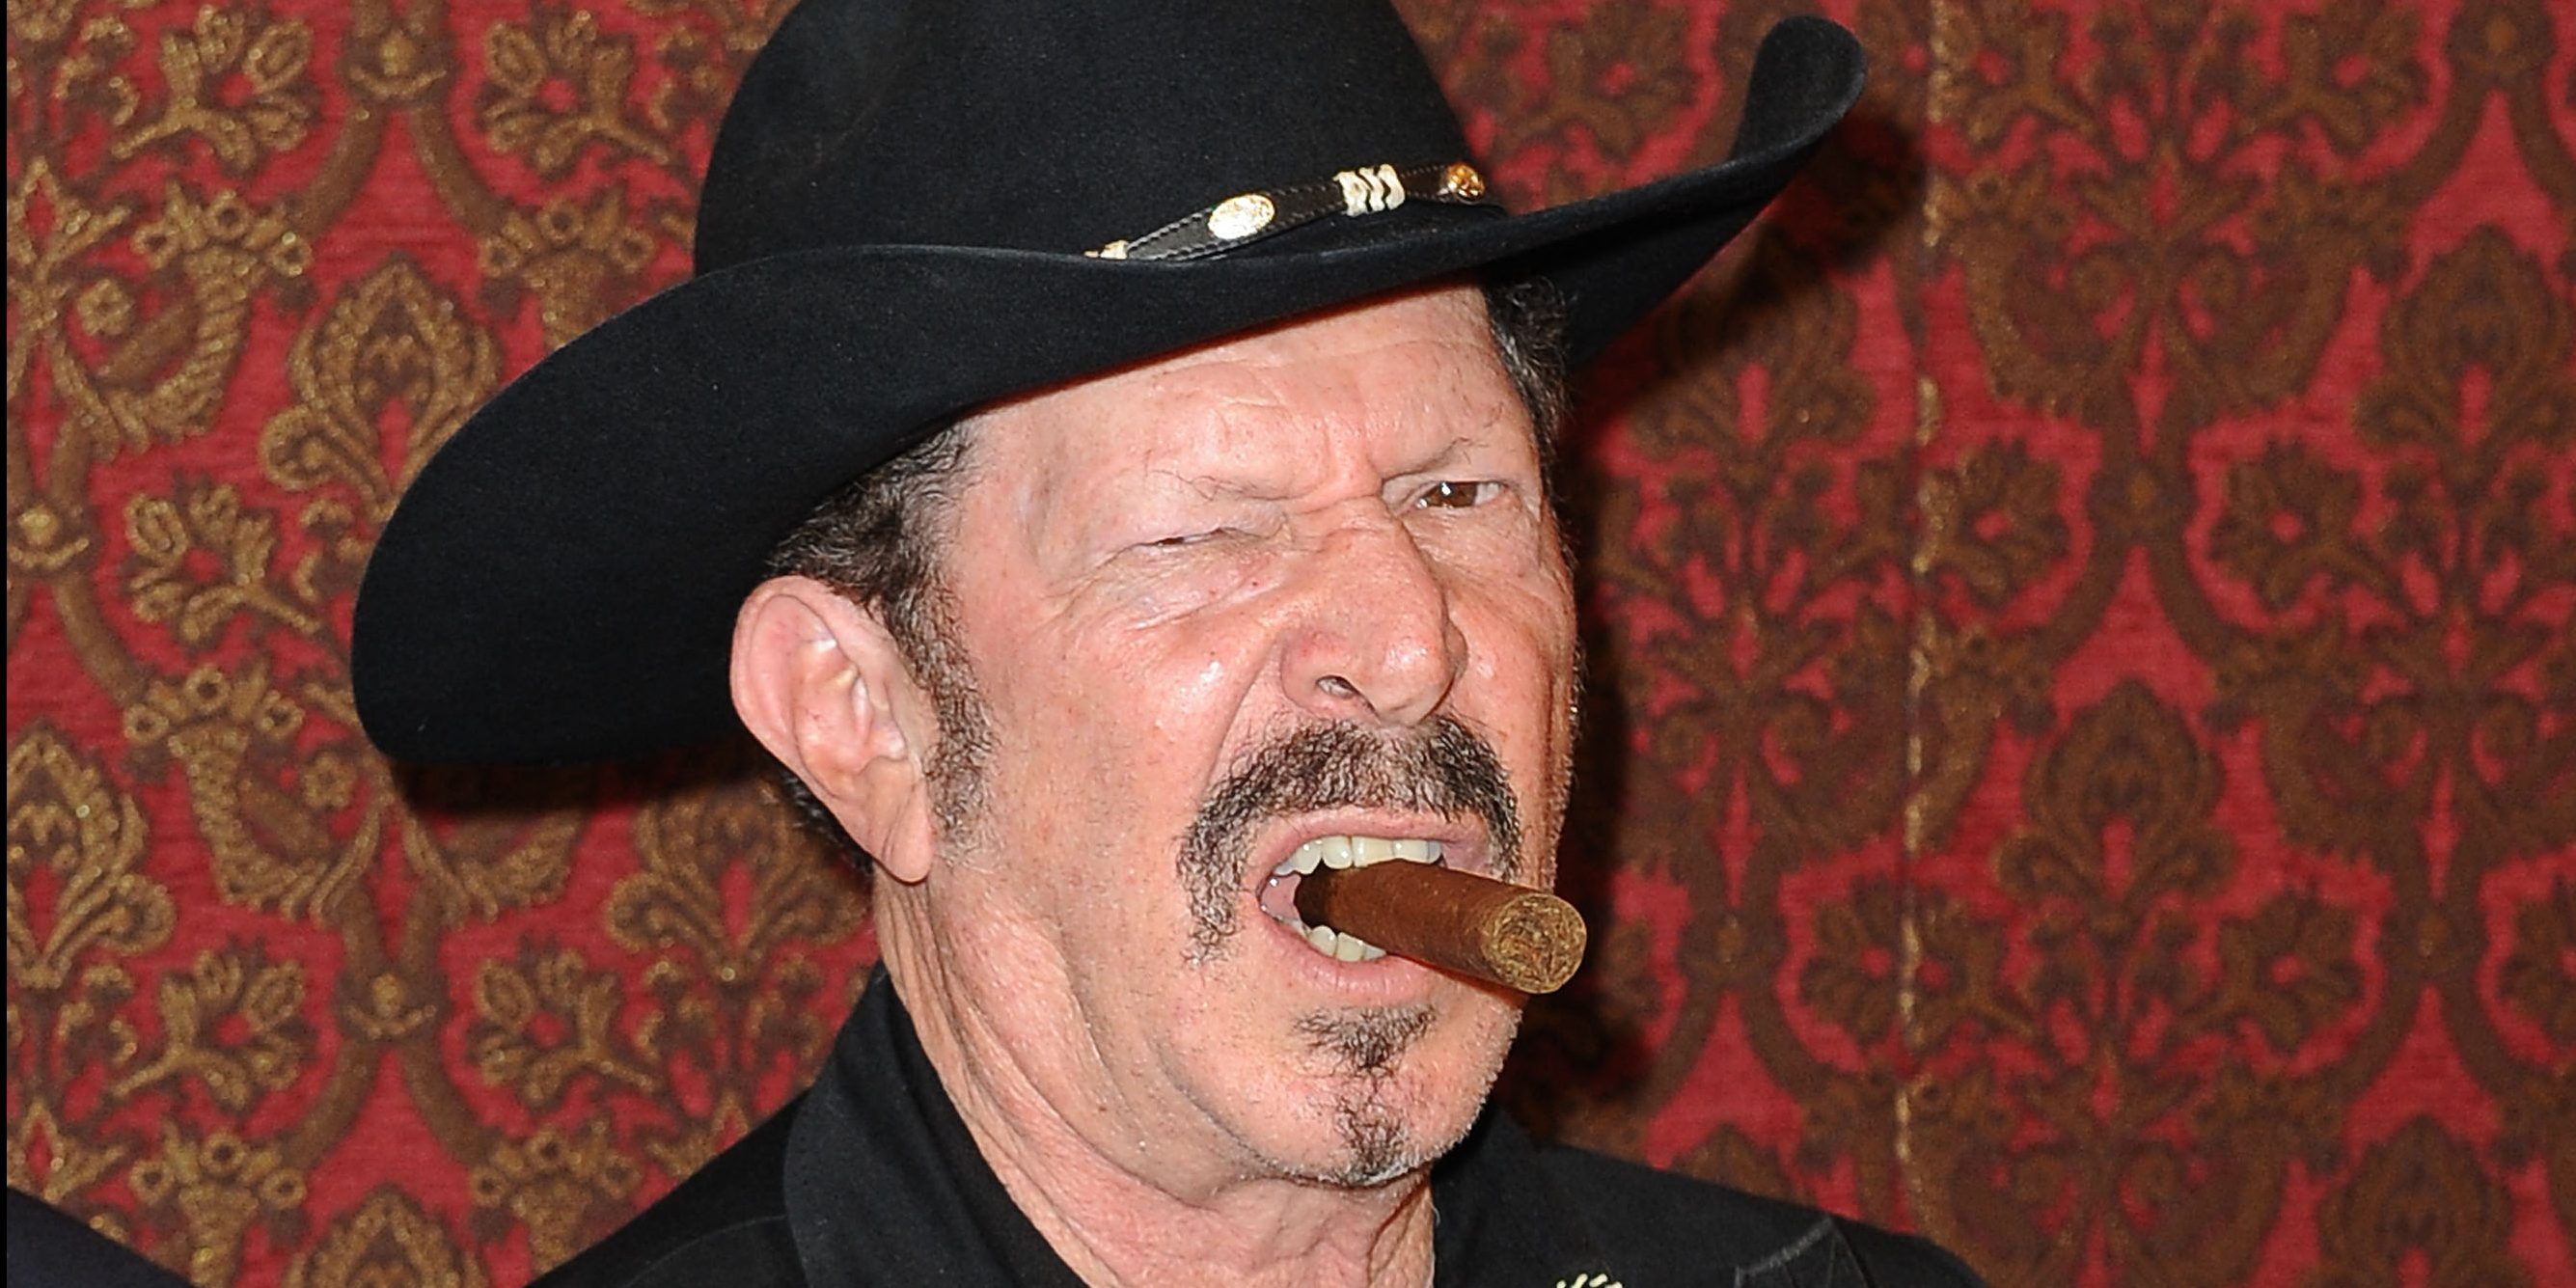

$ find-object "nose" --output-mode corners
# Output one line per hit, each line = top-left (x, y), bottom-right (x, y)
(1279, 515), (1465, 727)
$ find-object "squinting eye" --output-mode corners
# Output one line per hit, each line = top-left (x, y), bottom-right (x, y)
(1414, 480), (1495, 509)
(1149, 530), (1222, 548)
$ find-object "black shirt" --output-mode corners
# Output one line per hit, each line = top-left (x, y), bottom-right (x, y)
(6, 1190), (192, 1288)
(534, 974), (1987, 1286)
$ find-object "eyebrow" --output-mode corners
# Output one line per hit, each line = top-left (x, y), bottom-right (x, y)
(1159, 432), (1493, 491)
(1143, 465), (1257, 501)
(1401, 435), (1483, 475)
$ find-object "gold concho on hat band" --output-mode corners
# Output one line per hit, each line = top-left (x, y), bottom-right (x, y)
(1206, 194), (1277, 241)
(1085, 161), (1494, 262)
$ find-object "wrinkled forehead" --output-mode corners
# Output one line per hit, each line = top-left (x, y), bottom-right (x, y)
(962, 286), (1529, 517)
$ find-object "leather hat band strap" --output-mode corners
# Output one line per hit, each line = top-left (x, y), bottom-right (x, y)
(1086, 160), (1494, 262)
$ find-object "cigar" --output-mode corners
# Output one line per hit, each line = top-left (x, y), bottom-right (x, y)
(1293, 862), (1586, 994)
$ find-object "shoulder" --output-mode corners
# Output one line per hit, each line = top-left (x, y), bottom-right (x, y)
(7, 1190), (190, 1288)
(1530, 1144), (1987, 1287)
(530, 1102), (806, 1288)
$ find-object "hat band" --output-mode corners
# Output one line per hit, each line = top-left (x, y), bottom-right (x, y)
(1087, 160), (1494, 262)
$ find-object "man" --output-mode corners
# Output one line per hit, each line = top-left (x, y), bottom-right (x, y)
(353, 0), (1987, 1282)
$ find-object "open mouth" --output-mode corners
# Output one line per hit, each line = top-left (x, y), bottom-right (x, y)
(1258, 836), (1446, 963)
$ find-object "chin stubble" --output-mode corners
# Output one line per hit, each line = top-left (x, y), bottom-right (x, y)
(1294, 1005), (1437, 1187)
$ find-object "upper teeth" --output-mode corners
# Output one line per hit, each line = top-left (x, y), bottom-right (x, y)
(1271, 836), (1442, 877)
(1266, 836), (1444, 964)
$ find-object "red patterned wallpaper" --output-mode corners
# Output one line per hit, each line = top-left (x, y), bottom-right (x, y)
(8, 2), (2572, 1285)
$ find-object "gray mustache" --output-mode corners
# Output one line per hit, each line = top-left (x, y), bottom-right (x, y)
(1178, 717), (1522, 957)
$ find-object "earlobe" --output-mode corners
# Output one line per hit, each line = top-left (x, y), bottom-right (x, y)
(729, 577), (939, 883)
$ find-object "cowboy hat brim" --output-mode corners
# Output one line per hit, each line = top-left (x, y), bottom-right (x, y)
(353, 15), (1864, 764)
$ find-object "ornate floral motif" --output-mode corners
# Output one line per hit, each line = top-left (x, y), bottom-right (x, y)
(477, 5), (675, 177)
(629, 0), (796, 135)
(2209, 443), (2371, 611)
(1800, 878), (2001, 1052)
(1913, 683), (2355, 1285)
(2499, 878), (2576, 1045)
(127, 1125), (308, 1286)
(467, 945), (658, 1110)
(96, 183), (315, 452)
(1601, 233), (1906, 877)
(2209, 230), (2576, 868)
(8, 1098), (133, 1209)
(7, 725), (172, 992)
(2263, 0), (2431, 151)
(1993, 683), (2233, 917)
(2356, 228), (2574, 490)
(6, 157), (136, 454)
(2305, 1116), (2537, 1288)
(396, 767), (585, 921)
(475, 189), (661, 348)
(2208, 892), (2363, 1054)
(343, 0), (453, 107)
(1927, 0), (2418, 430)
(1529, 0), (1699, 159)
(111, 948), (312, 1112)
(122, 481), (321, 647)
(467, 1121), (641, 1272)
(122, 663), (371, 920)
(284, 1189), (486, 1288)
(1801, 879), (1908, 1044)
(608, 778), (862, 984)
(598, 775), (862, 1174)
(109, 5), (316, 174)
(260, 260), (500, 523)
(1914, 443), (2069, 608)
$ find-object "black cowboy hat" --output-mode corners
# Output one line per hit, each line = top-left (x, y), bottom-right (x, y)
(352, 0), (1865, 764)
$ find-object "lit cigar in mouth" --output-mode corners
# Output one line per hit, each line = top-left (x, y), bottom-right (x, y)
(1294, 862), (1587, 994)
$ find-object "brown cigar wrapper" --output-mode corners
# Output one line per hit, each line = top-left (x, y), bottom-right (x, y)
(1293, 863), (1587, 994)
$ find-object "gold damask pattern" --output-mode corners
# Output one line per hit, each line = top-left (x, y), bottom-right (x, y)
(8, 2), (2571, 1285)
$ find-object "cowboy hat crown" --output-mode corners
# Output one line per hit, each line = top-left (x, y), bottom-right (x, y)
(695, 0), (1479, 269)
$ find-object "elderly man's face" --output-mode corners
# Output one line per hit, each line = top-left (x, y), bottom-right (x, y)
(896, 284), (1578, 1192)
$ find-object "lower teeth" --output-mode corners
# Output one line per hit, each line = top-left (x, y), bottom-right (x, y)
(1303, 922), (1385, 962)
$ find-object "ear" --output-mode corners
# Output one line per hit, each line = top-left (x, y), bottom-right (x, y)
(730, 576), (941, 883)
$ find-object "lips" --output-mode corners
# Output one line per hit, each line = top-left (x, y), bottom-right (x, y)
(1258, 834), (1446, 962)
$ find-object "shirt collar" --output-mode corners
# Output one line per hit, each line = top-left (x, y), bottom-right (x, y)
(785, 970), (1083, 1285)
(781, 971), (1858, 1286)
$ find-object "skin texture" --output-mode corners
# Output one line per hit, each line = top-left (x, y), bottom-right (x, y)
(731, 285), (1579, 1287)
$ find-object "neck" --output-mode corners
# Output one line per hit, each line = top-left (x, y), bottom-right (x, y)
(979, 1123), (1438, 1288)
(879, 911), (1439, 1288)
